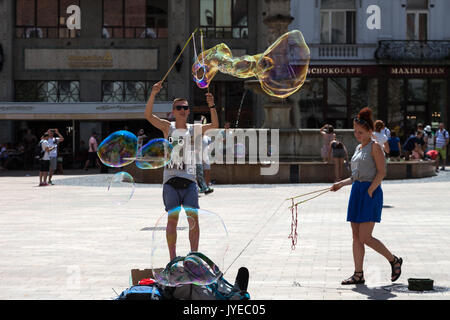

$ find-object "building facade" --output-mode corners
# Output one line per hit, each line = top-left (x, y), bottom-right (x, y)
(290, 0), (450, 139)
(0, 0), (267, 168)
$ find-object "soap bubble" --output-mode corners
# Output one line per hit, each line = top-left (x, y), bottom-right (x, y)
(107, 171), (135, 205)
(151, 207), (229, 287)
(97, 130), (137, 168)
(192, 30), (310, 98)
(136, 138), (173, 170)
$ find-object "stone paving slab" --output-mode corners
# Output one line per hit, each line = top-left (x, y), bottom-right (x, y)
(0, 169), (449, 300)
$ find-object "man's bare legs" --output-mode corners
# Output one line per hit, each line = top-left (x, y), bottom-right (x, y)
(166, 207), (200, 261)
(166, 210), (179, 261)
(185, 207), (200, 253)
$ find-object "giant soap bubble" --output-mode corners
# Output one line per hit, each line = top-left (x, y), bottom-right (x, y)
(107, 171), (135, 205)
(97, 130), (138, 168)
(192, 30), (310, 98)
(136, 138), (173, 170)
(150, 207), (229, 287)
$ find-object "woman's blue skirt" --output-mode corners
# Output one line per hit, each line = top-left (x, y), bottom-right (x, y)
(347, 181), (383, 223)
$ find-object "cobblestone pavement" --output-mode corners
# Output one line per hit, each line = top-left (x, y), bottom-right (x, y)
(0, 168), (449, 300)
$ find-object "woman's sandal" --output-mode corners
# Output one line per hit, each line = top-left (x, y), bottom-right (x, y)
(341, 271), (365, 285)
(390, 255), (403, 282)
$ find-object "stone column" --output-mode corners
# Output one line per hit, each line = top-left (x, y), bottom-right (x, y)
(0, 0), (14, 143)
(0, 0), (13, 102)
(261, 0), (294, 129)
(167, 0), (190, 102)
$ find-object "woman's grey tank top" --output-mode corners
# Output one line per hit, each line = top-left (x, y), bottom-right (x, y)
(163, 122), (197, 184)
(351, 141), (377, 182)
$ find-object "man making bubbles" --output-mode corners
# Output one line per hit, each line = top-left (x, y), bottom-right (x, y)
(144, 82), (219, 261)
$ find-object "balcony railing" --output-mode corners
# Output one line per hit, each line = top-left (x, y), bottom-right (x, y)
(309, 44), (377, 60)
(375, 40), (450, 61)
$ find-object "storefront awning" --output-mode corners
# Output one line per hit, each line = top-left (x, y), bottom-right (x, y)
(0, 102), (173, 120)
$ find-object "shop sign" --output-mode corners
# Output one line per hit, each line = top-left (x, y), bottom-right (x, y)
(389, 66), (447, 76)
(24, 49), (158, 70)
(307, 66), (378, 76)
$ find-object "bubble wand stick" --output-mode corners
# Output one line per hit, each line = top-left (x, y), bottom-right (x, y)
(286, 187), (330, 202)
(286, 187), (330, 250)
(200, 29), (210, 95)
(160, 28), (199, 84)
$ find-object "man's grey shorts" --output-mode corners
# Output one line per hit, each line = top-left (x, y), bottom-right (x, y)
(49, 157), (57, 171)
(163, 181), (199, 212)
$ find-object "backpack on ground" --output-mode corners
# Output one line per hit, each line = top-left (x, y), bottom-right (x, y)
(116, 253), (250, 301)
(116, 285), (162, 300)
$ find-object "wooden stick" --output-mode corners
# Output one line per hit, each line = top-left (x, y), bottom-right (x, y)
(160, 28), (199, 84)
(200, 29), (210, 94)
(288, 190), (330, 209)
(286, 187), (331, 201)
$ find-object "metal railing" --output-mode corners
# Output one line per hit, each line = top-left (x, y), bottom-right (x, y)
(375, 40), (450, 61)
(200, 26), (248, 39)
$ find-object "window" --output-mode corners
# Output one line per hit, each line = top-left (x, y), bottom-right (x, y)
(351, 78), (378, 119)
(16, 0), (80, 38)
(320, 0), (355, 44)
(102, 0), (168, 38)
(200, 0), (248, 39)
(406, 12), (428, 40)
(15, 81), (80, 102)
(102, 81), (168, 102)
(406, 0), (428, 40)
(298, 79), (324, 128)
(430, 80), (446, 125)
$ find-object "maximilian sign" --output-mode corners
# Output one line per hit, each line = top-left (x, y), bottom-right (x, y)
(389, 67), (446, 76)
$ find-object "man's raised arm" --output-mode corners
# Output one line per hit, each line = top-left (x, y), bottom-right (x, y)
(202, 93), (219, 134)
(144, 82), (170, 136)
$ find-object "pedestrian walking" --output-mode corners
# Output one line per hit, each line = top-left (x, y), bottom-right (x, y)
(83, 132), (100, 170)
(330, 107), (402, 285)
(47, 128), (64, 185)
(328, 136), (348, 182)
(373, 120), (390, 155)
(434, 123), (449, 172)
(38, 133), (55, 186)
(320, 124), (335, 162)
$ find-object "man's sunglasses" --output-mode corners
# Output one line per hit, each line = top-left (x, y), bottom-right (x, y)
(175, 105), (189, 111)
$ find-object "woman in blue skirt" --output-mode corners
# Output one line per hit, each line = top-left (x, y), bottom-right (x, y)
(330, 107), (402, 285)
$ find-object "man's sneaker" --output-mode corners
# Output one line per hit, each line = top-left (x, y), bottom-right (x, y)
(441, 167), (446, 171)
(48, 180), (54, 185)
(204, 187), (214, 195)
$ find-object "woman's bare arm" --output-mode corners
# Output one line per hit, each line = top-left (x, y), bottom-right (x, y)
(368, 142), (386, 197)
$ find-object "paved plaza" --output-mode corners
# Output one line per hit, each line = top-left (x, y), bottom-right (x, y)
(0, 168), (449, 300)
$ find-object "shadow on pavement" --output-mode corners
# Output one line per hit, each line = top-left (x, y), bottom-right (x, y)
(381, 283), (450, 294)
(351, 284), (397, 300)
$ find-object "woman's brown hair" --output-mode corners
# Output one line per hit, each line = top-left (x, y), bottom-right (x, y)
(374, 120), (384, 132)
(355, 107), (374, 131)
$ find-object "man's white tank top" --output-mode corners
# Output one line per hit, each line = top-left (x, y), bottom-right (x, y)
(163, 122), (197, 184)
